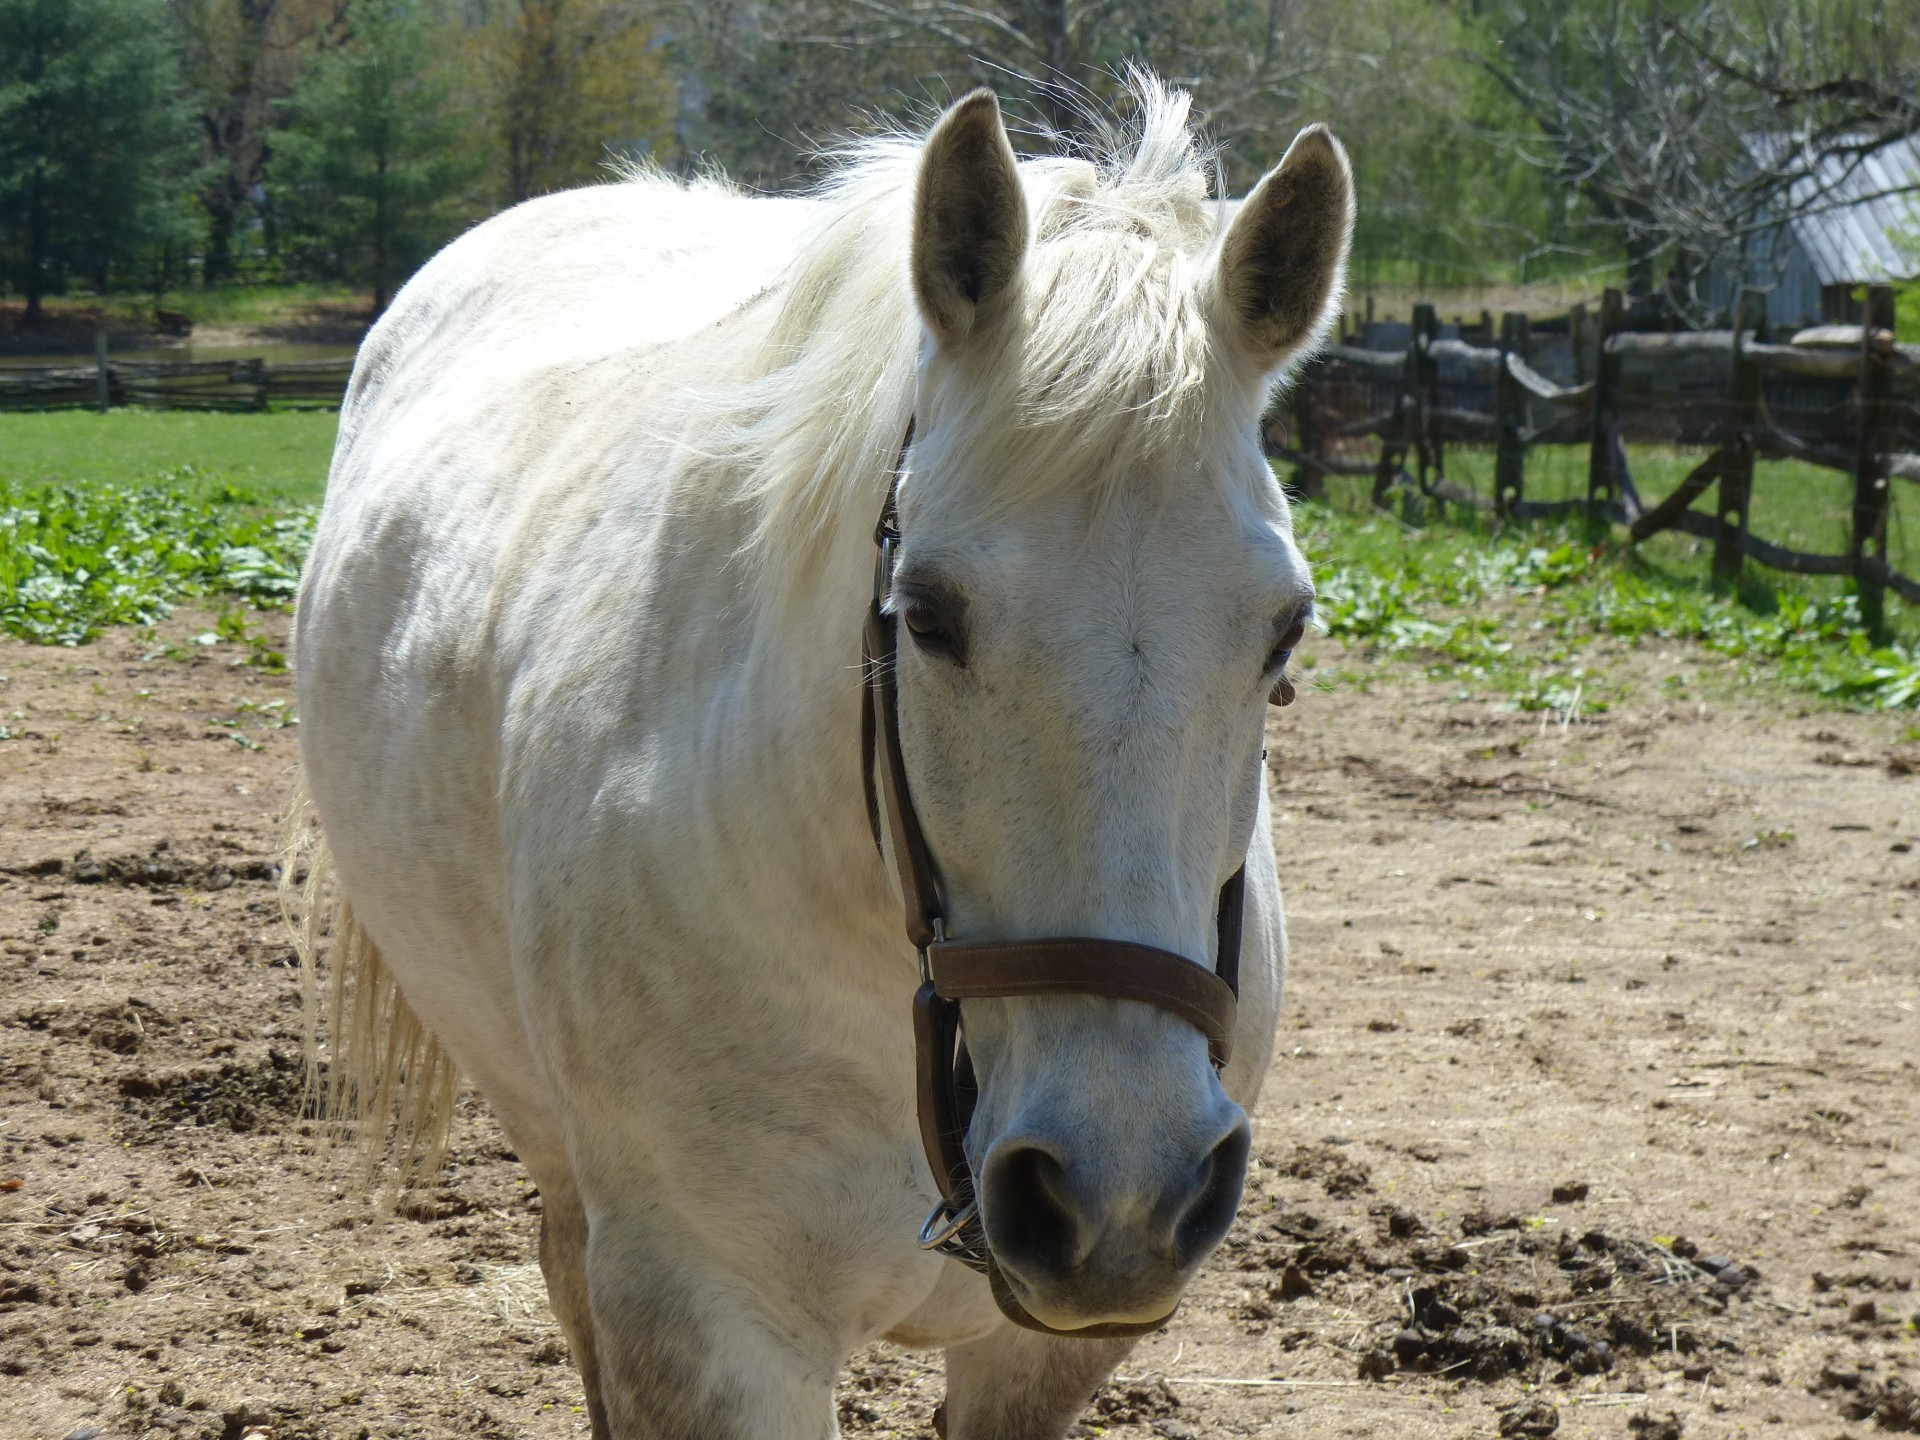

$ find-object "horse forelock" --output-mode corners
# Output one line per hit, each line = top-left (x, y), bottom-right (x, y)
(682, 77), (1266, 615)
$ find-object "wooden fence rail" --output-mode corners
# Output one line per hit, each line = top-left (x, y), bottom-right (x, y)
(0, 353), (353, 414)
(1274, 286), (1920, 634)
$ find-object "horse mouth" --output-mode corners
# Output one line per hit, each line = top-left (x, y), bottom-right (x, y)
(983, 1256), (1185, 1338)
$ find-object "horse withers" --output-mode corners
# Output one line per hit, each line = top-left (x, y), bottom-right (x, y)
(293, 78), (1352, 1440)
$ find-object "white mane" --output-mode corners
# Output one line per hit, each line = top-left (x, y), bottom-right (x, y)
(663, 80), (1244, 607)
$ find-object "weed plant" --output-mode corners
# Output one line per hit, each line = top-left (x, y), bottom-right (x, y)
(3, 459), (1916, 716)
(1298, 503), (1920, 713)
(0, 473), (313, 646)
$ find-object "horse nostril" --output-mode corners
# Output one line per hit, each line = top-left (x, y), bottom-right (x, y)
(982, 1141), (1090, 1277)
(1172, 1118), (1252, 1269)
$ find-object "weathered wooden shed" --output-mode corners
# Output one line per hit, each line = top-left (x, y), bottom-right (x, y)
(1702, 135), (1920, 330)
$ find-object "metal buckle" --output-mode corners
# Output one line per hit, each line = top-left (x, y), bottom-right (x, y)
(918, 1196), (980, 1252)
(917, 916), (948, 986)
(873, 532), (895, 604)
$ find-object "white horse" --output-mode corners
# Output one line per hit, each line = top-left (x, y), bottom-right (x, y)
(293, 79), (1351, 1440)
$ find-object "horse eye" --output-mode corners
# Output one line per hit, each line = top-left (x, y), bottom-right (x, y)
(903, 603), (958, 655)
(1267, 617), (1307, 672)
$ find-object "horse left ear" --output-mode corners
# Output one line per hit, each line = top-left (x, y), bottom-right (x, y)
(1212, 124), (1354, 371)
(912, 90), (1029, 345)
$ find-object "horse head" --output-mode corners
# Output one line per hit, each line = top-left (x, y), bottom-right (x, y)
(883, 90), (1354, 1332)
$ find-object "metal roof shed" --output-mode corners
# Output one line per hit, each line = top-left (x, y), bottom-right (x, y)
(1703, 135), (1920, 331)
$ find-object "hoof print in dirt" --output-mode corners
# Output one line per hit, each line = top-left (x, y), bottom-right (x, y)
(1534, 1311), (1613, 1375)
(1276, 1262), (1315, 1298)
(1086, 1378), (1185, 1428)
(1068, 1381), (1191, 1437)
(1814, 1368), (1920, 1431)
(1351, 1219), (1757, 1389)
(1383, 1207), (1423, 1239)
(1389, 1285), (1533, 1381)
(1497, 1398), (1559, 1437)
(1460, 1209), (1524, 1237)
(1357, 1348), (1396, 1381)
(1277, 1143), (1372, 1199)
(1628, 1411), (1685, 1440)
(6, 846), (280, 891)
(117, 1048), (307, 1133)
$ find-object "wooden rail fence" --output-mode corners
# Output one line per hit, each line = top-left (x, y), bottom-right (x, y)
(1274, 284), (1920, 633)
(0, 345), (352, 414)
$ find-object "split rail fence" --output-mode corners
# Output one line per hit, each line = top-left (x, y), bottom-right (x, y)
(1273, 284), (1920, 635)
(0, 343), (351, 415)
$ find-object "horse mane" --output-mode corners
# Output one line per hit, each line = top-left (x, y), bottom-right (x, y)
(667, 77), (1244, 610)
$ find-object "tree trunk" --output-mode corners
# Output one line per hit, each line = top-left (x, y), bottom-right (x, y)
(372, 148), (390, 317)
(204, 199), (238, 285)
(1623, 226), (1658, 305)
(24, 170), (48, 323)
(1033, 0), (1075, 137)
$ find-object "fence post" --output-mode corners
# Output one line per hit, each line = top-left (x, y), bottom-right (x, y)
(94, 330), (110, 412)
(1569, 303), (1591, 386)
(1494, 311), (1528, 518)
(1586, 288), (1624, 515)
(1851, 284), (1896, 640)
(1372, 314), (1419, 506)
(1410, 302), (1441, 492)
(1288, 361), (1323, 502)
(1714, 291), (1765, 587)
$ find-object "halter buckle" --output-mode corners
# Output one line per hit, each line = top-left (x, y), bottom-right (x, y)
(917, 1196), (980, 1253)
(873, 532), (895, 606)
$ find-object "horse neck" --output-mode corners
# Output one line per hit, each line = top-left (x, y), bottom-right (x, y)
(713, 467), (903, 956)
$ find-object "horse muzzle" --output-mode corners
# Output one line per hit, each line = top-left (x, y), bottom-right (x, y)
(976, 1093), (1251, 1332)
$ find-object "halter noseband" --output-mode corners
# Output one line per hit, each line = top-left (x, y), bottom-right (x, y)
(861, 421), (1249, 1340)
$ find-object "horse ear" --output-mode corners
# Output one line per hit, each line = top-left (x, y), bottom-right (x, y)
(1213, 124), (1354, 369)
(912, 90), (1028, 345)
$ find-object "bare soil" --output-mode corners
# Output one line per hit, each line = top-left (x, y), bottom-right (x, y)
(3, 610), (1917, 1440)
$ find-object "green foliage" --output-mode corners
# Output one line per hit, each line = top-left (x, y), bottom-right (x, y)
(1300, 507), (1920, 712)
(0, 476), (315, 645)
(664, 0), (1566, 287)
(470, 0), (676, 204)
(0, 0), (195, 313)
(270, 0), (482, 311)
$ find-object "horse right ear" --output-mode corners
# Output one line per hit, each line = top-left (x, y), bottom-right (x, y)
(911, 90), (1029, 346)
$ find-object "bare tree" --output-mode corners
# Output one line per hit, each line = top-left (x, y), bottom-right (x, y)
(1475, 0), (1920, 315)
(469, 0), (676, 203)
(169, 0), (340, 281)
(775, 0), (1335, 167)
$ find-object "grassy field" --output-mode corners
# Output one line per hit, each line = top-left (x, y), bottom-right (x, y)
(1, 282), (371, 335)
(1313, 439), (1917, 634)
(0, 410), (338, 504)
(1, 411), (1914, 708)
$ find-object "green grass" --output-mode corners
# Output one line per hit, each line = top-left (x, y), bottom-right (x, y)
(1296, 489), (1920, 714)
(139, 282), (368, 329)
(1316, 441), (1917, 627)
(2, 415), (1914, 716)
(5, 281), (370, 331)
(1429, 445), (1917, 580)
(0, 410), (337, 505)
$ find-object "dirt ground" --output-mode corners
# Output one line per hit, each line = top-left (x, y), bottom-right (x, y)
(3, 608), (1917, 1440)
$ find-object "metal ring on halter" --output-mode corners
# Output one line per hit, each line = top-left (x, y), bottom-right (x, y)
(918, 1196), (980, 1251)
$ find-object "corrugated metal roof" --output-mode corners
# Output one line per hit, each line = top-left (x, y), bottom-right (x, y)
(1778, 134), (1920, 285)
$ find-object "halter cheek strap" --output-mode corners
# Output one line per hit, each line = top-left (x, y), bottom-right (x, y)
(861, 421), (1253, 1340)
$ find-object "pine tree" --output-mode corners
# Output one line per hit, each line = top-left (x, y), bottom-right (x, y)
(0, 0), (194, 319)
(271, 0), (482, 314)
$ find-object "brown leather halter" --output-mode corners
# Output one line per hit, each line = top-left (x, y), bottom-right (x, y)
(860, 422), (1250, 1339)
